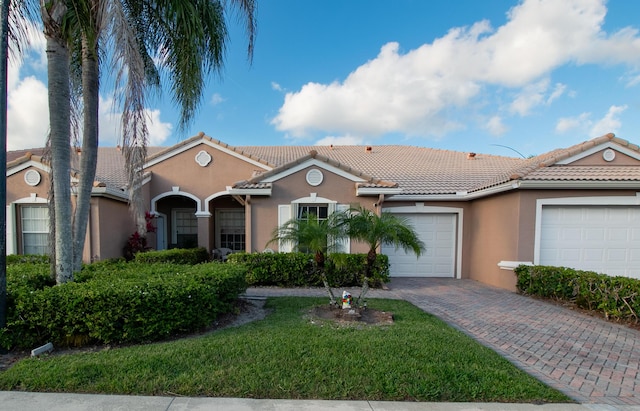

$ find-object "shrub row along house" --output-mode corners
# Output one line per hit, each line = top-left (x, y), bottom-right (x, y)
(6, 132), (640, 290)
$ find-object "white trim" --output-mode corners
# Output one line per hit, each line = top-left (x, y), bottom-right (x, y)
(556, 141), (640, 164)
(90, 186), (130, 201)
(386, 181), (521, 202)
(226, 186), (272, 196)
(7, 160), (50, 177)
(356, 187), (403, 196)
(150, 190), (203, 214)
(382, 203), (463, 279)
(533, 193), (640, 264)
(195, 150), (212, 167)
(261, 158), (367, 183)
(519, 181), (640, 189)
(6, 204), (15, 254)
(143, 138), (272, 170)
(13, 194), (48, 204)
(498, 261), (533, 270)
(292, 195), (337, 204)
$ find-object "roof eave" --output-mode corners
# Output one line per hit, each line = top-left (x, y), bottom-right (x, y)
(356, 187), (403, 196)
(226, 187), (272, 196)
(519, 180), (640, 189)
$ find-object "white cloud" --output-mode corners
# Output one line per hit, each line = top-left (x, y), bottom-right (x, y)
(314, 135), (367, 146)
(590, 105), (627, 137)
(210, 93), (225, 106)
(99, 96), (172, 146)
(485, 116), (508, 136)
(7, 76), (49, 150)
(272, 0), (640, 140)
(271, 82), (283, 92)
(555, 112), (591, 133)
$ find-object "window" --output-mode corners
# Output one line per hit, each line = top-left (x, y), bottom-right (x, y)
(217, 210), (245, 252)
(21, 205), (49, 255)
(173, 208), (198, 248)
(297, 204), (328, 221)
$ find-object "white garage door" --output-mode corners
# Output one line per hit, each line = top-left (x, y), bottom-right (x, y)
(382, 213), (456, 277)
(540, 206), (640, 279)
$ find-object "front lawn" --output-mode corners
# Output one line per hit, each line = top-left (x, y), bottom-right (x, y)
(0, 297), (571, 403)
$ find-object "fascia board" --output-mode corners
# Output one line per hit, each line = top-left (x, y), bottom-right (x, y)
(385, 181), (520, 202)
(143, 138), (272, 170)
(518, 180), (640, 189)
(226, 187), (272, 195)
(356, 187), (403, 196)
(90, 186), (130, 201)
(7, 160), (50, 177)
(261, 159), (367, 183)
(556, 141), (640, 164)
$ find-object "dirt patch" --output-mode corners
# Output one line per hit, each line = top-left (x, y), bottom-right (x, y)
(309, 305), (394, 326)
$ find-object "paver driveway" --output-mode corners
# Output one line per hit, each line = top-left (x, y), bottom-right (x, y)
(246, 278), (640, 406)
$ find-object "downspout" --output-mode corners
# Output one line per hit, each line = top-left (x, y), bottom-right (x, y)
(375, 194), (385, 216)
(245, 195), (252, 252)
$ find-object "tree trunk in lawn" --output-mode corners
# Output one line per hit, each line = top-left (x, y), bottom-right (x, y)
(42, 0), (73, 283)
(73, 35), (99, 272)
(316, 250), (336, 305)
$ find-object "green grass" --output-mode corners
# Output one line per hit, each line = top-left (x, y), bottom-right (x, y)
(0, 297), (571, 403)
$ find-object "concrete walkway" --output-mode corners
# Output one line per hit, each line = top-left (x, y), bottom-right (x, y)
(2, 278), (639, 410)
(246, 278), (640, 407)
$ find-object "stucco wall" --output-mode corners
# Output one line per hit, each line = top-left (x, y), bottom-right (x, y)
(250, 166), (372, 253)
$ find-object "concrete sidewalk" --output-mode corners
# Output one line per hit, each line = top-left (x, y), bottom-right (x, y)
(0, 391), (622, 411)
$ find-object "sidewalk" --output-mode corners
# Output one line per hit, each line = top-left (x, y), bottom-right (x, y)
(0, 391), (613, 411)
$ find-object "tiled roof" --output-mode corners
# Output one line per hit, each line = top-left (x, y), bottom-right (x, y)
(235, 145), (523, 195)
(8, 133), (640, 197)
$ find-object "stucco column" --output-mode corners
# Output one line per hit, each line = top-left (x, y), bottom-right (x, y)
(196, 212), (211, 251)
(245, 195), (252, 252)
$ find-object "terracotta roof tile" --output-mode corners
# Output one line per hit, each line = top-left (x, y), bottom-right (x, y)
(523, 166), (640, 181)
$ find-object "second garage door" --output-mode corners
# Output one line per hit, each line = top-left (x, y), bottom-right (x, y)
(382, 213), (457, 277)
(540, 205), (640, 279)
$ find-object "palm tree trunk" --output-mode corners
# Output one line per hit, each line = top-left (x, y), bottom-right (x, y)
(42, 0), (73, 283)
(46, 34), (73, 283)
(72, 36), (99, 272)
(356, 249), (377, 306)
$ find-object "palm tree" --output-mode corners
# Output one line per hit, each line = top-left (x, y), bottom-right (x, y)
(344, 205), (425, 304)
(40, 0), (257, 278)
(268, 212), (348, 305)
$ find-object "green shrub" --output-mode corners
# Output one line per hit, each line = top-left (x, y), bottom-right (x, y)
(515, 265), (640, 323)
(228, 252), (389, 288)
(0, 262), (247, 350)
(7, 254), (50, 265)
(134, 247), (210, 265)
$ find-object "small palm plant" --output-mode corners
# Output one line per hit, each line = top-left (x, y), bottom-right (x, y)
(268, 211), (348, 305)
(343, 205), (425, 305)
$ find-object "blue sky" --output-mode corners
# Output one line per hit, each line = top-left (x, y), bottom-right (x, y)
(9, 0), (640, 157)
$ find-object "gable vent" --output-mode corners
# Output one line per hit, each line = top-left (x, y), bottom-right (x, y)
(24, 169), (41, 186)
(306, 169), (324, 186)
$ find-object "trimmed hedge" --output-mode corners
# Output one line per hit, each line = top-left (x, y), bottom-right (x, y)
(515, 265), (640, 322)
(134, 247), (210, 265)
(227, 252), (389, 288)
(0, 262), (247, 349)
(7, 254), (50, 265)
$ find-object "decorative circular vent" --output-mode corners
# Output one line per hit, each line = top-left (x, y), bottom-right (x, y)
(306, 169), (324, 186)
(602, 148), (616, 162)
(195, 150), (212, 167)
(24, 169), (41, 186)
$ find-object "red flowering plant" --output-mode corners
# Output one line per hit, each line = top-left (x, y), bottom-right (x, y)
(123, 212), (156, 260)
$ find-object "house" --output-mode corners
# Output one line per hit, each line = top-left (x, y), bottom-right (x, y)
(7, 132), (640, 291)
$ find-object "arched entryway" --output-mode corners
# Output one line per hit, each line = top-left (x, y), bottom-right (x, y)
(154, 195), (199, 249)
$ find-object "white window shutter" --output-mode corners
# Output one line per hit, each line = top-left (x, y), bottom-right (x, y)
(277, 204), (293, 252)
(6, 204), (15, 255)
(334, 204), (350, 253)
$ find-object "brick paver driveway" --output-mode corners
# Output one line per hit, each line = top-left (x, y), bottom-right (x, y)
(246, 278), (640, 406)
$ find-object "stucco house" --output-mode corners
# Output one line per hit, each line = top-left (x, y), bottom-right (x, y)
(6, 132), (640, 291)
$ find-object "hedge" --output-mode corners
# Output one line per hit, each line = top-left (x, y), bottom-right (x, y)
(227, 252), (389, 288)
(515, 265), (640, 323)
(0, 262), (247, 350)
(134, 247), (210, 265)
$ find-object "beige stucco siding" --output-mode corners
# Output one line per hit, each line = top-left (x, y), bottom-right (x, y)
(250, 166), (370, 253)
(7, 167), (50, 203)
(146, 145), (260, 203)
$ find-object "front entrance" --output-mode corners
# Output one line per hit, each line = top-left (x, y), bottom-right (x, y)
(216, 209), (245, 252)
(173, 208), (198, 248)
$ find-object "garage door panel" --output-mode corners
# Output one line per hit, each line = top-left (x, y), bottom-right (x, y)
(383, 213), (456, 278)
(540, 205), (640, 279)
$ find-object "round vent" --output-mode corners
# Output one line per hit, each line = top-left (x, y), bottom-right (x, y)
(306, 169), (324, 186)
(602, 148), (616, 162)
(24, 169), (41, 186)
(195, 150), (212, 167)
